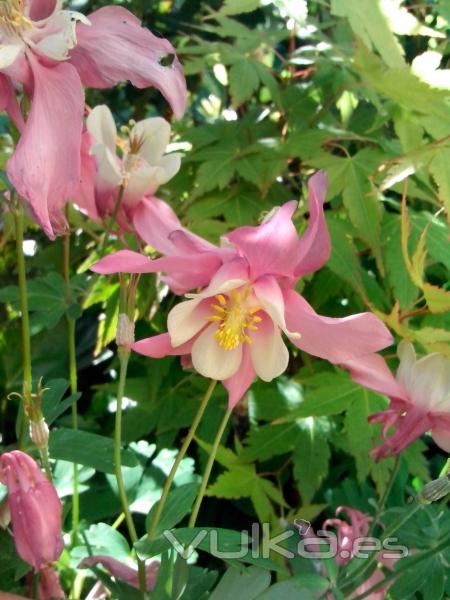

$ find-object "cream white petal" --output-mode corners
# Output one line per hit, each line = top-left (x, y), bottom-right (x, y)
(192, 325), (242, 380)
(0, 42), (23, 69)
(132, 117), (171, 164)
(90, 144), (122, 190)
(167, 298), (207, 347)
(250, 321), (289, 382)
(157, 153), (182, 185)
(87, 105), (117, 152)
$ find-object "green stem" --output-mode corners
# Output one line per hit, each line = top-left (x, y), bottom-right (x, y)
(115, 348), (147, 599)
(368, 455), (401, 539)
(147, 379), (217, 540)
(351, 529), (450, 600)
(13, 206), (32, 448)
(341, 501), (422, 594)
(63, 227), (80, 545)
(188, 406), (232, 528)
(39, 446), (53, 481)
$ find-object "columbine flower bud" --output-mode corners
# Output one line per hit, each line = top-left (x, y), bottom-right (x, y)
(0, 451), (63, 570)
(116, 313), (135, 347)
(29, 418), (50, 450)
(419, 476), (450, 504)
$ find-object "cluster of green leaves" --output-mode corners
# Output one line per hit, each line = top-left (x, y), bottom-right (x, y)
(0, 0), (449, 599)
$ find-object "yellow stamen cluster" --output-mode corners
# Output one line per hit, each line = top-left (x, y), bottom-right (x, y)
(207, 288), (262, 351)
(0, 0), (31, 35)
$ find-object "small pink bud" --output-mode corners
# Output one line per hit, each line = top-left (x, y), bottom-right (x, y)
(29, 418), (50, 450)
(116, 313), (135, 347)
(0, 451), (63, 570)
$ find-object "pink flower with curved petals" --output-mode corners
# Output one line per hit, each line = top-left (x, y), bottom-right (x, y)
(342, 341), (450, 460)
(93, 172), (393, 407)
(0, 451), (63, 570)
(0, 0), (186, 238)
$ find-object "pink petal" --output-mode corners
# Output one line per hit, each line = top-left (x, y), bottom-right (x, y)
(132, 333), (193, 358)
(195, 257), (249, 298)
(283, 290), (393, 363)
(70, 6), (186, 119)
(340, 353), (407, 401)
(223, 201), (299, 280)
(132, 197), (186, 255)
(253, 275), (300, 338)
(0, 74), (24, 131)
(294, 171), (331, 277)
(38, 566), (65, 600)
(74, 130), (99, 221)
(7, 55), (84, 239)
(92, 249), (224, 295)
(223, 345), (256, 409)
(369, 405), (432, 460)
(28, 0), (57, 21)
(80, 555), (158, 591)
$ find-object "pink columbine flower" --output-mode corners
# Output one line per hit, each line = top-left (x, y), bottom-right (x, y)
(0, 451), (63, 570)
(301, 506), (398, 600)
(0, 0), (186, 238)
(342, 341), (450, 460)
(75, 104), (182, 232)
(93, 172), (393, 407)
(80, 555), (159, 592)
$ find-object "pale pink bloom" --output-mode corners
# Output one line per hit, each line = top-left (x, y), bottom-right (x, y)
(0, 0), (186, 238)
(76, 104), (182, 230)
(93, 172), (393, 407)
(80, 555), (159, 591)
(342, 341), (450, 460)
(38, 566), (65, 599)
(322, 506), (373, 565)
(0, 451), (63, 570)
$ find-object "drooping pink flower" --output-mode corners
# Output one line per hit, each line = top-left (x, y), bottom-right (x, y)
(0, 451), (63, 570)
(0, 0), (186, 238)
(93, 172), (393, 407)
(300, 506), (399, 600)
(75, 104), (182, 231)
(38, 566), (65, 599)
(341, 341), (450, 460)
(80, 555), (159, 592)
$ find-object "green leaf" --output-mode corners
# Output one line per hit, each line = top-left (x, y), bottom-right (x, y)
(257, 578), (320, 599)
(41, 379), (80, 425)
(390, 557), (434, 599)
(229, 57), (260, 106)
(274, 373), (360, 424)
(73, 523), (130, 561)
(49, 428), (138, 473)
(331, 0), (404, 68)
(293, 419), (331, 504)
(383, 214), (419, 309)
(210, 566), (271, 600)
(242, 423), (302, 461)
(145, 483), (200, 537)
(219, 0), (260, 16)
(325, 217), (365, 296)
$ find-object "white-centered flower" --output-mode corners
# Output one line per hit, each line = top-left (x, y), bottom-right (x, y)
(86, 104), (182, 206)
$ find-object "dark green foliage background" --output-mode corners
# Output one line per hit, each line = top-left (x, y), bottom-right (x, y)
(0, 0), (449, 598)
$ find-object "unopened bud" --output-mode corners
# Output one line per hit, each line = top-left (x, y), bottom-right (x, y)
(419, 476), (450, 504)
(29, 418), (49, 450)
(116, 314), (135, 347)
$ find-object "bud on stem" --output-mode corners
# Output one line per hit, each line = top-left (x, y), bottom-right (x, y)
(116, 313), (135, 347)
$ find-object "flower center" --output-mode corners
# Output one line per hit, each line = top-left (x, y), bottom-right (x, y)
(207, 288), (262, 351)
(0, 0), (31, 36)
